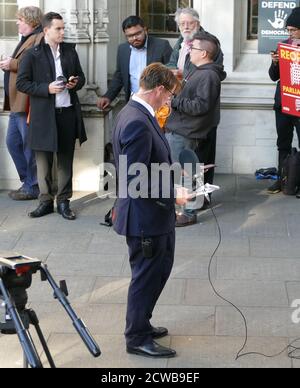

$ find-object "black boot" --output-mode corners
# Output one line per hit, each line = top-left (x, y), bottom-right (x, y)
(57, 201), (76, 221)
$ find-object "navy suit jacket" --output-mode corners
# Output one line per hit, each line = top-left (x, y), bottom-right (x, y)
(113, 100), (176, 238)
(105, 36), (173, 103)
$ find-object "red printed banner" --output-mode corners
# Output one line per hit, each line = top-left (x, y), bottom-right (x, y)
(279, 43), (300, 117)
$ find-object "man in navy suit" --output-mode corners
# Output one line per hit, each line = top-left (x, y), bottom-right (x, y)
(97, 16), (173, 110)
(113, 63), (190, 359)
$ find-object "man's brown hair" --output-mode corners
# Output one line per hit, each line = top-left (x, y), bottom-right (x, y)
(140, 63), (179, 92)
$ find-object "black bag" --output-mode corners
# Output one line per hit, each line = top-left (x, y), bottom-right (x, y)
(281, 148), (300, 196)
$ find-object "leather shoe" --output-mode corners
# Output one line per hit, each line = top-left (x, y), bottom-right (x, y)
(57, 202), (76, 221)
(29, 202), (54, 218)
(151, 326), (169, 339)
(176, 213), (197, 228)
(127, 341), (176, 359)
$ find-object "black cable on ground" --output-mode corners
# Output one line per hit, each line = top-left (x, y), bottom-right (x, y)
(207, 199), (300, 361)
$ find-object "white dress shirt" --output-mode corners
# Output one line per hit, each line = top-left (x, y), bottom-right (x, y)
(48, 43), (72, 108)
(132, 94), (155, 117)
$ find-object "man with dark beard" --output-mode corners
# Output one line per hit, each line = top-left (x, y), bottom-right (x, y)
(97, 16), (172, 110)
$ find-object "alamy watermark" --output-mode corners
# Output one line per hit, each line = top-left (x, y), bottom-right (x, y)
(292, 300), (300, 324)
(100, 156), (205, 199)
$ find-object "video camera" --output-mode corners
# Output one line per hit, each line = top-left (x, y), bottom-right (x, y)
(0, 253), (101, 368)
(0, 254), (41, 334)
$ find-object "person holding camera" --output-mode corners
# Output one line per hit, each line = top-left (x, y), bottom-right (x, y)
(16, 12), (86, 220)
(268, 8), (300, 194)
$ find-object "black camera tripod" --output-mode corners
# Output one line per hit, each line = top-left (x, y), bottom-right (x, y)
(0, 261), (101, 368)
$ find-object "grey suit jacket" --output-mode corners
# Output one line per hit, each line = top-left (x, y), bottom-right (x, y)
(104, 36), (173, 102)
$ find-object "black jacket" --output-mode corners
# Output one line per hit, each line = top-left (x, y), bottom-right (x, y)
(16, 41), (87, 152)
(166, 62), (227, 139)
(269, 39), (291, 111)
(104, 36), (173, 103)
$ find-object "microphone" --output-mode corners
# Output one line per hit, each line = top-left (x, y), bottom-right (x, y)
(178, 149), (220, 201)
(179, 149), (200, 177)
(179, 149), (204, 190)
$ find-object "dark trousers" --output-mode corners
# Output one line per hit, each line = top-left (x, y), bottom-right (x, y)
(195, 127), (217, 185)
(6, 112), (39, 195)
(125, 230), (175, 348)
(36, 107), (77, 204)
(275, 111), (300, 176)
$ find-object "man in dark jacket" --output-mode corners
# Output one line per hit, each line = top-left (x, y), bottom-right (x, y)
(0, 6), (43, 201)
(17, 12), (87, 220)
(97, 16), (173, 110)
(113, 63), (190, 359)
(268, 8), (300, 194)
(167, 8), (224, 207)
(166, 33), (227, 227)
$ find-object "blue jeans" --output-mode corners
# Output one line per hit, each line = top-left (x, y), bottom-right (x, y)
(6, 112), (38, 195)
(166, 132), (203, 215)
(166, 132), (198, 163)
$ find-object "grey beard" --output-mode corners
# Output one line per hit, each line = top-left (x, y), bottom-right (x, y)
(182, 30), (198, 42)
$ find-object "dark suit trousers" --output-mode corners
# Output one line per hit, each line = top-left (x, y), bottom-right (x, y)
(125, 230), (175, 348)
(35, 107), (77, 204)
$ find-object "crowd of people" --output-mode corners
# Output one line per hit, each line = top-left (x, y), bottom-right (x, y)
(1, 5), (300, 360)
(0, 7), (226, 226)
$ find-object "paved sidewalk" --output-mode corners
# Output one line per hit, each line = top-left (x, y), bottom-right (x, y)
(1, 175), (300, 368)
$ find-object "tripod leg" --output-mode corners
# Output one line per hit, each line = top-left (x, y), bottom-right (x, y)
(39, 264), (101, 358)
(23, 351), (29, 369)
(27, 309), (56, 369)
(0, 279), (43, 369)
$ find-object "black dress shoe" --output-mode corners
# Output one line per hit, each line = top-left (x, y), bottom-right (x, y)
(127, 341), (176, 359)
(57, 202), (76, 221)
(151, 326), (169, 339)
(29, 202), (54, 218)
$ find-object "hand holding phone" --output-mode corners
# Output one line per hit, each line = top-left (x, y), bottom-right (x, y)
(69, 76), (79, 83)
(66, 76), (79, 89)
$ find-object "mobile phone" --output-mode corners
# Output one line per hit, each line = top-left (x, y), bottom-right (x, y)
(69, 76), (79, 82)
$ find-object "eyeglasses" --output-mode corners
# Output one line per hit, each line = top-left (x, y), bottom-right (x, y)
(125, 30), (145, 41)
(179, 21), (198, 28)
(190, 46), (206, 52)
(164, 86), (176, 98)
(286, 28), (300, 34)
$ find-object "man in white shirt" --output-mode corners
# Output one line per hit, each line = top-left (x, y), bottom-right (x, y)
(17, 12), (87, 220)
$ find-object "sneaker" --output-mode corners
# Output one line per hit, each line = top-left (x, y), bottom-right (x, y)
(296, 189), (300, 199)
(8, 187), (23, 198)
(267, 180), (282, 194)
(9, 190), (39, 201)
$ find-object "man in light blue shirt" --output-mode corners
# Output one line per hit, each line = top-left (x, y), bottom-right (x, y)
(97, 16), (173, 110)
(129, 38), (147, 94)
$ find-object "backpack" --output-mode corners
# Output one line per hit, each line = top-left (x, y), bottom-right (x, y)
(281, 148), (300, 196)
